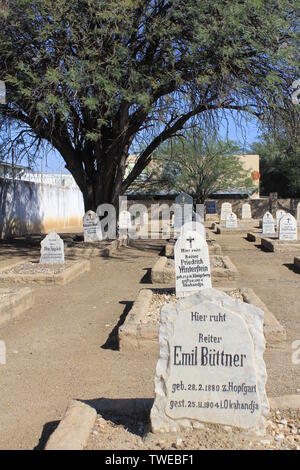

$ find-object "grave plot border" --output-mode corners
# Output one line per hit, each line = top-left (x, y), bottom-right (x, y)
(247, 232), (277, 243)
(294, 256), (300, 272)
(65, 238), (130, 259)
(151, 255), (238, 284)
(118, 287), (286, 352)
(0, 287), (34, 327)
(44, 394), (300, 451)
(261, 238), (300, 253)
(0, 259), (91, 285)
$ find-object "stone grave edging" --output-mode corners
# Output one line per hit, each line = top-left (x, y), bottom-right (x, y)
(118, 287), (286, 352)
(0, 287), (34, 327)
(151, 255), (239, 284)
(294, 257), (300, 272)
(261, 237), (300, 253)
(66, 238), (130, 259)
(45, 400), (97, 451)
(0, 259), (91, 285)
(44, 394), (300, 451)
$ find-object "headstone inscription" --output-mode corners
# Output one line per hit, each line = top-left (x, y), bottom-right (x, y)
(206, 200), (217, 215)
(242, 203), (252, 220)
(220, 202), (232, 222)
(262, 212), (275, 235)
(175, 230), (211, 298)
(225, 212), (238, 229)
(40, 232), (65, 265)
(83, 211), (101, 243)
(279, 214), (297, 241)
(151, 288), (269, 434)
(174, 193), (193, 237)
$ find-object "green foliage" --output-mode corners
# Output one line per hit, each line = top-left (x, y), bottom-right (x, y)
(149, 131), (254, 202)
(251, 132), (300, 197)
(0, 0), (298, 207)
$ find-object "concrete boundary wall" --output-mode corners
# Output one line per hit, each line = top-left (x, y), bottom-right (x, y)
(0, 178), (84, 239)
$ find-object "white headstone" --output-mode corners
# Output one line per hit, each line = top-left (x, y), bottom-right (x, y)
(180, 221), (206, 240)
(83, 211), (102, 243)
(242, 203), (252, 220)
(40, 232), (64, 265)
(220, 203), (232, 221)
(151, 288), (269, 434)
(297, 203), (300, 227)
(279, 214), (297, 241)
(262, 212), (275, 235)
(276, 210), (286, 229)
(195, 205), (205, 223)
(225, 212), (238, 229)
(174, 193), (193, 237)
(175, 230), (211, 298)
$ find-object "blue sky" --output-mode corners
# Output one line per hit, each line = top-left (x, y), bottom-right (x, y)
(31, 113), (261, 174)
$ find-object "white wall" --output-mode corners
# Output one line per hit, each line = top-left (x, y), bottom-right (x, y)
(0, 179), (84, 239)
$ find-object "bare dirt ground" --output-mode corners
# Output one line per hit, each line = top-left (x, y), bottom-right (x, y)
(0, 229), (299, 450)
(87, 409), (300, 451)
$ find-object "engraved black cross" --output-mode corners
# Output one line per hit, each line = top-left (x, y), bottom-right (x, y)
(187, 236), (195, 249)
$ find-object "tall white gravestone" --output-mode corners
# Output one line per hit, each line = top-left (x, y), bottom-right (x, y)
(220, 203), (232, 222)
(297, 203), (300, 227)
(174, 193), (193, 237)
(242, 203), (252, 220)
(83, 211), (102, 243)
(262, 212), (275, 235)
(40, 232), (65, 265)
(151, 288), (269, 434)
(279, 214), (297, 241)
(276, 210), (286, 230)
(175, 230), (211, 298)
(225, 212), (238, 229)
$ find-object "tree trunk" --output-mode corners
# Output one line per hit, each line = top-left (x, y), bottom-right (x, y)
(80, 152), (128, 214)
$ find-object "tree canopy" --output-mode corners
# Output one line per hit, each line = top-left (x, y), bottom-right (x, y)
(0, 0), (299, 210)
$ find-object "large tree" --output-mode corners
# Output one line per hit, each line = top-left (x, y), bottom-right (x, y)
(0, 0), (298, 211)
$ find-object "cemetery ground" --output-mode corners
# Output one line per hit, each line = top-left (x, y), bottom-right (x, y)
(0, 230), (300, 450)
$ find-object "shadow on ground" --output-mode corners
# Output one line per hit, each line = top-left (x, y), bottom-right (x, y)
(81, 397), (154, 437)
(101, 300), (134, 351)
(34, 420), (60, 450)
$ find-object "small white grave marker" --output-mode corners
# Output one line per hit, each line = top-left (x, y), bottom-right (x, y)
(242, 203), (252, 220)
(174, 193), (193, 237)
(83, 211), (102, 243)
(175, 230), (211, 298)
(225, 212), (238, 229)
(297, 203), (300, 227)
(40, 232), (64, 265)
(262, 212), (275, 235)
(220, 202), (232, 221)
(279, 214), (297, 241)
